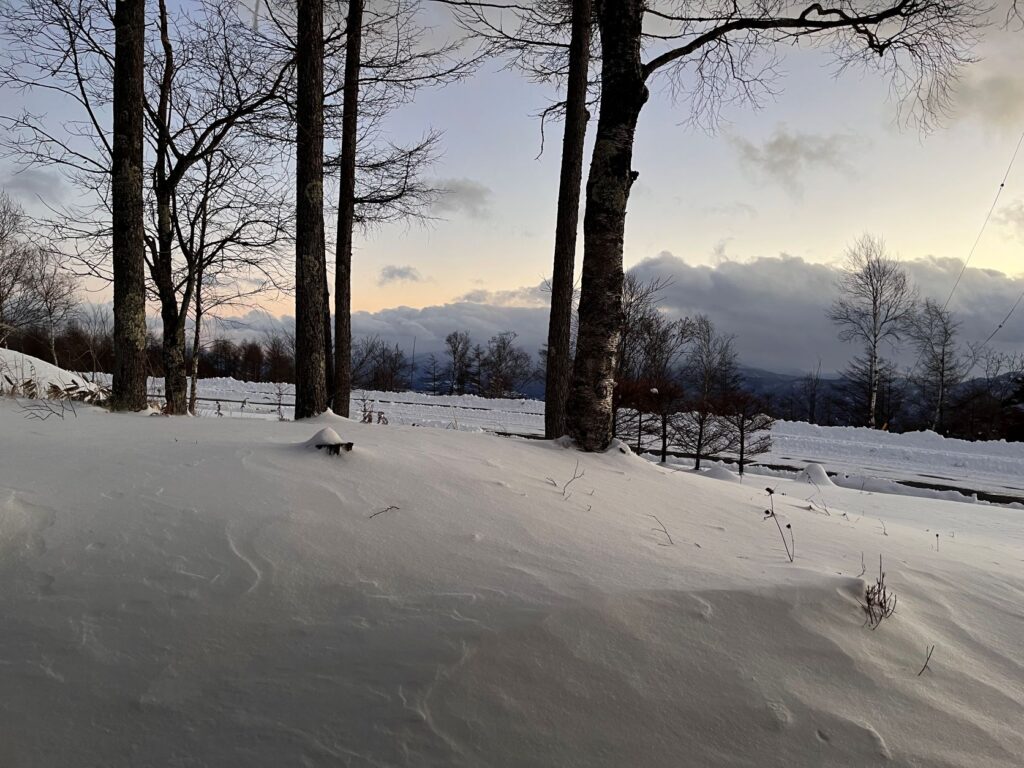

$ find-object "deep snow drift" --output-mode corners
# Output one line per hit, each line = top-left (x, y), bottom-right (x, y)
(1, 398), (1022, 767)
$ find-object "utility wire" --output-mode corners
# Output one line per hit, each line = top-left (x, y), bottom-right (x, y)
(968, 130), (1024, 350)
(942, 130), (1024, 311)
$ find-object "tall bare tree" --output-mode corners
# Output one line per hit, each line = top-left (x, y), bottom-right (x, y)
(329, 0), (475, 416)
(144, 0), (293, 413)
(566, 0), (986, 450)
(111, 0), (148, 410)
(828, 235), (917, 428)
(294, 0), (329, 418)
(30, 249), (79, 366)
(545, 0), (591, 438)
(673, 315), (740, 470)
(332, 0), (363, 416)
(173, 143), (289, 414)
(0, 193), (43, 346)
(1, 0), (295, 413)
(908, 298), (966, 432)
(447, 0), (595, 438)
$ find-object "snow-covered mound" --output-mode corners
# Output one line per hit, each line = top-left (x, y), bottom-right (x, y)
(1, 400), (1021, 766)
(795, 462), (835, 487)
(303, 424), (345, 448)
(703, 463), (741, 483)
(0, 348), (94, 395)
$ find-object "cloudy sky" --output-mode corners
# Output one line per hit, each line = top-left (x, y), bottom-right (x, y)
(2, 2), (1023, 375)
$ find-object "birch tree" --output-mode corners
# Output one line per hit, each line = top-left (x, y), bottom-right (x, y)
(828, 235), (917, 428)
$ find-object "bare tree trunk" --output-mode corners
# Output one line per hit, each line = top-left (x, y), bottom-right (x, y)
(867, 345), (878, 428)
(543, 0), (590, 440)
(49, 325), (58, 367)
(323, 261), (334, 400)
(333, 0), (362, 418)
(110, 0), (148, 411)
(738, 427), (746, 476)
(294, 0), (328, 419)
(694, 417), (704, 470)
(189, 266), (203, 415)
(154, 190), (190, 414)
(566, 0), (647, 451)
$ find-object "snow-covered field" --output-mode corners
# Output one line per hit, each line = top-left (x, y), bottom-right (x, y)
(85, 365), (1024, 504)
(2, 393), (1023, 766)
(5, 350), (1024, 504)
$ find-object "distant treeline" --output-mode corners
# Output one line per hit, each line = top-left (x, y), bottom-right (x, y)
(4, 303), (1023, 444)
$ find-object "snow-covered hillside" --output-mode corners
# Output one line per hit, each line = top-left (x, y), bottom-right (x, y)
(1, 397), (1022, 766)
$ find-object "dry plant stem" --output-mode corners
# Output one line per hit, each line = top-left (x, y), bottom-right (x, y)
(647, 514), (673, 546)
(864, 555), (897, 629)
(918, 644), (936, 676)
(368, 505), (399, 520)
(765, 489), (794, 562)
(562, 460), (585, 497)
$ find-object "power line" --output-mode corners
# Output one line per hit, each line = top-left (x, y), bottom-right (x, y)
(942, 130), (1024, 311)
(981, 291), (1024, 347)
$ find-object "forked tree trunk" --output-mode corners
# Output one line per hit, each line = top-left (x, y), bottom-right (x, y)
(566, 0), (647, 451)
(333, 0), (363, 418)
(543, 0), (591, 440)
(294, 0), (329, 419)
(110, 0), (149, 411)
(154, 188), (190, 414)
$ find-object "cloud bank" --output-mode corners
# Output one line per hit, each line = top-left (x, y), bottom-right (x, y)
(211, 254), (1024, 376)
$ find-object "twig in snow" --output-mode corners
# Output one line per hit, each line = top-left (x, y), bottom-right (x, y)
(647, 514), (673, 546)
(918, 644), (936, 676)
(863, 555), (897, 629)
(562, 459), (585, 497)
(878, 519), (888, 536)
(369, 505), (399, 519)
(856, 552), (866, 578)
(805, 477), (831, 515)
(763, 488), (794, 563)
(19, 398), (75, 420)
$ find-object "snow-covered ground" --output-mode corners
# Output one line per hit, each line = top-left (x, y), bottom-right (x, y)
(87, 368), (1024, 504)
(6, 350), (1024, 503)
(2, 395), (1023, 766)
(768, 421), (1024, 501)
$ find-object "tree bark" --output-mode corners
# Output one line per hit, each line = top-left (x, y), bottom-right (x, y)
(153, 189), (191, 415)
(566, 0), (647, 451)
(188, 262), (203, 416)
(867, 345), (878, 428)
(333, 0), (363, 418)
(543, 0), (590, 440)
(110, 0), (148, 411)
(294, 0), (329, 419)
